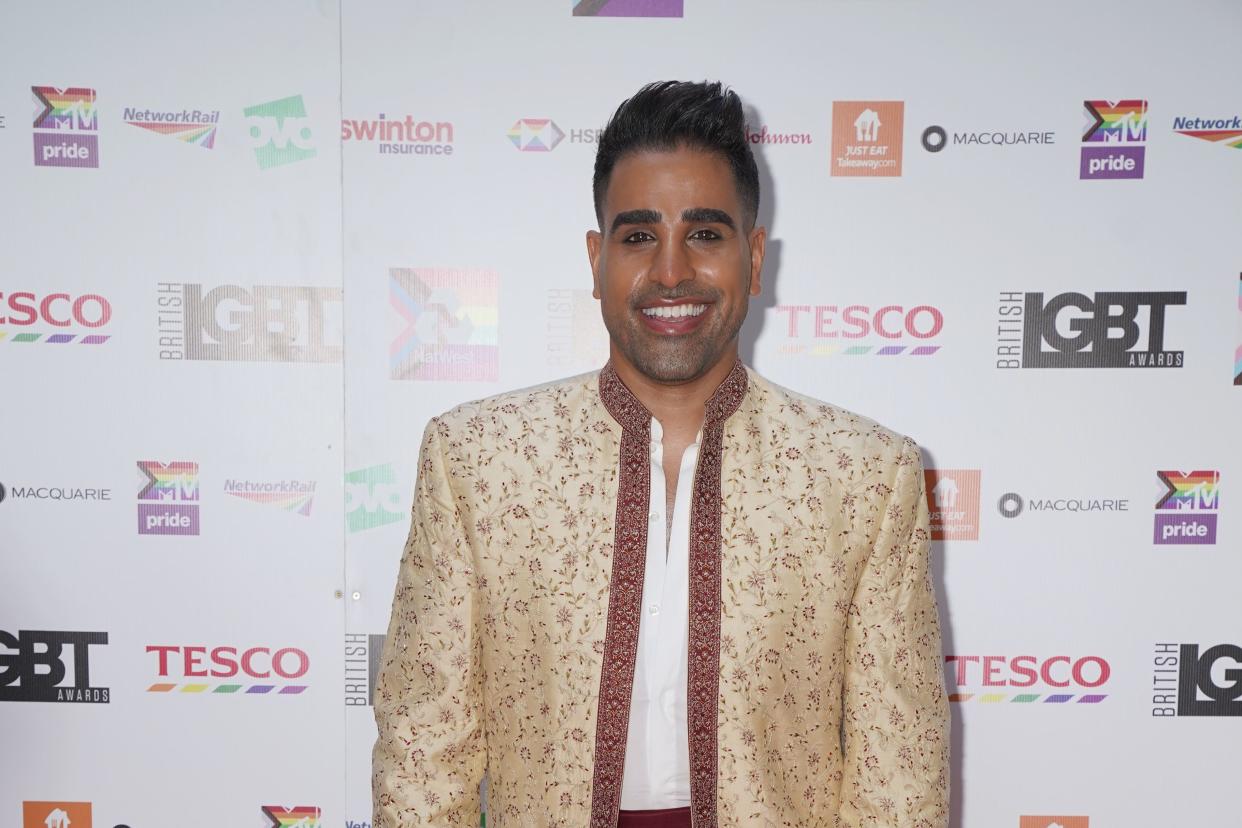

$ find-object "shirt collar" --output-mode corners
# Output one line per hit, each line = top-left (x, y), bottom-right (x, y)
(598, 359), (749, 435)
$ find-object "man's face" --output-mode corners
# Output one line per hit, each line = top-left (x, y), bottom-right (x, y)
(587, 146), (765, 384)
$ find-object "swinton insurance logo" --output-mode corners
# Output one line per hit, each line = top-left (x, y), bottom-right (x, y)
(1, 291), (112, 344)
(1153, 643), (1242, 717)
(342, 113), (453, 156)
(390, 268), (498, 381)
(345, 464), (404, 532)
(945, 654), (1110, 704)
(1080, 99), (1147, 179)
(1153, 470), (1219, 545)
(1173, 113), (1242, 150)
(245, 95), (315, 169)
(146, 644), (309, 695)
(924, 470), (981, 541)
(262, 806), (322, 828)
(774, 303), (943, 357)
(572, 0), (683, 16)
(124, 105), (219, 148)
(0, 630), (109, 703)
(156, 282), (343, 363)
(546, 288), (607, 370)
(345, 633), (386, 706)
(32, 86), (98, 168)
(831, 101), (903, 177)
(995, 291), (1186, 369)
(137, 460), (199, 536)
(224, 479), (315, 516)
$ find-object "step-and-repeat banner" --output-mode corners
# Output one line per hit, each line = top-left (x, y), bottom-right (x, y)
(2, 1), (1239, 827)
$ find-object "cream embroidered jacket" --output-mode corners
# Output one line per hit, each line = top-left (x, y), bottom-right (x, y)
(373, 362), (949, 828)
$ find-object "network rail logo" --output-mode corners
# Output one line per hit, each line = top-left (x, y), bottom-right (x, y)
(32, 86), (98, 168)
(124, 105), (219, 148)
(224, 478), (315, 516)
(1173, 113), (1242, 150)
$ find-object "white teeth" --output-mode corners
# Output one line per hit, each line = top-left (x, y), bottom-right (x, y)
(641, 303), (707, 319)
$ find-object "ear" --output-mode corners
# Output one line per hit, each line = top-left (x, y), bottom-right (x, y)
(586, 229), (604, 299)
(747, 225), (766, 296)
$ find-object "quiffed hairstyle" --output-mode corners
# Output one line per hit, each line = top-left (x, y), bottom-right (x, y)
(592, 80), (760, 229)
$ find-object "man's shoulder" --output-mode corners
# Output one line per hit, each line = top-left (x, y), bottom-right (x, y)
(430, 370), (602, 429)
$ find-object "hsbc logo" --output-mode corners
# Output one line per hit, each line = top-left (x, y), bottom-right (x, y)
(774, 303), (944, 357)
(146, 644), (310, 695)
(1, 291), (112, 345)
(946, 654), (1111, 704)
(508, 118), (564, 151)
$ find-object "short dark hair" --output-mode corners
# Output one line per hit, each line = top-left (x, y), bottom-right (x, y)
(592, 80), (760, 230)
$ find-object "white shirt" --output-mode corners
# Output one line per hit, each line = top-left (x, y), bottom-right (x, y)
(618, 417), (700, 810)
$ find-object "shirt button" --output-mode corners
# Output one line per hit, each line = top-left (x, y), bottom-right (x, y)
(649, 511), (660, 523)
(648, 604), (660, 615)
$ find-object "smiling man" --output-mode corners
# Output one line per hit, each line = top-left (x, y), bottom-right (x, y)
(373, 81), (949, 828)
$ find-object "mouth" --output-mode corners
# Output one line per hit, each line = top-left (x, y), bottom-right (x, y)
(637, 302), (712, 335)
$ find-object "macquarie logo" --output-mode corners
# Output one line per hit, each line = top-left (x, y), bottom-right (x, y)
(262, 805), (321, 828)
(996, 291), (1186, 369)
(1173, 113), (1242, 150)
(774, 303), (943, 357)
(924, 470), (981, 541)
(224, 478), (315, 516)
(32, 86), (98, 168)
(945, 654), (1110, 704)
(0, 630), (109, 703)
(996, 491), (1129, 519)
(124, 105), (219, 148)
(1153, 642), (1242, 717)
(0, 480), (112, 504)
(0, 291), (112, 345)
(920, 124), (1054, 153)
(344, 633), (386, 706)
(146, 644), (309, 695)
(156, 282), (343, 363)
(344, 464), (404, 532)
(546, 288), (607, 370)
(390, 268), (498, 381)
(831, 101), (903, 177)
(137, 460), (199, 536)
(244, 95), (315, 169)
(342, 113), (453, 156)
(1153, 470), (1219, 545)
(572, 0), (683, 16)
(1080, 99), (1147, 180)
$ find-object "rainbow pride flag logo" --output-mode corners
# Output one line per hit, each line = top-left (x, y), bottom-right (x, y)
(1155, 470), (1220, 511)
(261, 805), (321, 828)
(389, 267), (499, 381)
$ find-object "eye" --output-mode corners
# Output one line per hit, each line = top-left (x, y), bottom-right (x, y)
(622, 230), (656, 244)
(689, 228), (722, 241)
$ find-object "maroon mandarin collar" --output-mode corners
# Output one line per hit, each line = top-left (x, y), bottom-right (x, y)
(598, 359), (749, 434)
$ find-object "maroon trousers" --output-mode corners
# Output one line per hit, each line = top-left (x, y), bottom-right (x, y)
(616, 807), (692, 828)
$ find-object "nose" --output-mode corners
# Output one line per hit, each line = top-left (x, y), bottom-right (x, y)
(649, 237), (694, 289)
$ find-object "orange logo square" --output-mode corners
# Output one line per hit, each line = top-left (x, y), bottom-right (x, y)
(1020, 817), (1089, 828)
(924, 469), (981, 541)
(23, 801), (92, 828)
(831, 100), (904, 176)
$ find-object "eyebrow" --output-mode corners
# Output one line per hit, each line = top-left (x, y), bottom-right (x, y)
(609, 207), (736, 234)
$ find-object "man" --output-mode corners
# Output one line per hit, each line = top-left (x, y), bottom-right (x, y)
(373, 81), (949, 828)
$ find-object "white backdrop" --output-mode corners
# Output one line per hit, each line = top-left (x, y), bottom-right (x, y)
(2, 2), (1240, 827)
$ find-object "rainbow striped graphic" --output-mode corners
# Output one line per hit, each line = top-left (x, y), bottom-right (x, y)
(389, 267), (499, 381)
(32, 87), (97, 131)
(950, 693), (1107, 704)
(148, 682), (307, 695)
(261, 805), (321, 828)
(137, 461), (199, 502)
(224, 480), (315, 516)
(1082, 100), (1147, 143)
(127, 119), (217, 148)
(778, 344), (940, 357)
(1155, 470), (1220, 511)
(0, 332), (109, 344)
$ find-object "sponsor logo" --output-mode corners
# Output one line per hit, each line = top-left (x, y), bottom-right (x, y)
(572, 0), (683, 17)
(508, 118), (564, 151)
(746, 124), (813, 146)
(945, 654), (1110, 704)
(0, 630), (109, 703)
(1235, 274), (1241, 386)
(1153, 642), (1242, 717)
(146, 644), (309, 695)
(345, 464), (404, 532)
(137, 460), (200, 536)
(346, 822), (372, 828)
(996, 291), (1186, 369)
(546, 288), (607, 370)
(390, 268), (499, 381)
(345, 633), (386, 706)
(1080, 99), (1147, 179)
(1153, 470), (1219, 545)
(1020, 819), (1089, 828)
(224, 479), (316, 516)
(342, 113), (453, 156)
(261, 805), (321, 828)
(774, 303), (943, 356)
(0, 482), (112, 503)
(23, 802), (92, 828)
(924, 470), (981, 541)
(124, 106), (219, 148)
(245, 95), (315, 169)
(996, 491), (1129, 519)
(0, 114), (6, 129)
(32, 86), (98, 168)
(1173, 114), (1242, 149)
(0, 291), (112, 345)
(831, 101), (903, 177)
(921, 124), (1055, 153)
(156, 282), (343, 363)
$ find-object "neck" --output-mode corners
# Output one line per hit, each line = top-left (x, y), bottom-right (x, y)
(608, 345), (740, 433)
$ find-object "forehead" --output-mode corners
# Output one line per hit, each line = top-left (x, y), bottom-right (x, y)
(603, 147), (739, 214)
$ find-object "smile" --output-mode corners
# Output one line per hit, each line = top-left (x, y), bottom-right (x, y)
(640, 303), (708, 319)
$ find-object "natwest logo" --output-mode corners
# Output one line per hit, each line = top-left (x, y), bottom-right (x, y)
(774, 303), (943, 357)
(0, 630), (109, 703)
(146, 644), (309, 695)
(945, 654), (1110, 704)
(1, 291), (112, 345)
(996, 290), (1185, 369)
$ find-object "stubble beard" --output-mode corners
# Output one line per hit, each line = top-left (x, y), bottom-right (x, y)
(604, 298), (746, 384)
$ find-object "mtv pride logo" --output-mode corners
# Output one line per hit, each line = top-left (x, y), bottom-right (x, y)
(32, 86), (98, 168)
(1020, 818), (1089, 828)
(572, 0), (683, 16)
(1080, 99), (1147, 179)
(345, 465), (404, 532)
(508, 118), (565, 151)
(831, 101), (903, 177)
(1153, 470), (1219, 545)
(924, 469), (981, 541)
(137, 461), (200, 535)
(390, 268), (499, 381)
(244, 95), (315, 169)
(261, 805), (321, 828)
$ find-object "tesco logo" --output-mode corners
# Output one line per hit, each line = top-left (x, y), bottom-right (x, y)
(146, 644), (310, 679)
(946, 655), (1111, 688)
(775, 304), (943, 338)
(0, 291), (112, 328)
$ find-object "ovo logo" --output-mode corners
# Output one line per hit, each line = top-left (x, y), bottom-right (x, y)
(244, 95), (316, 169)
(345, 464), (404, 532)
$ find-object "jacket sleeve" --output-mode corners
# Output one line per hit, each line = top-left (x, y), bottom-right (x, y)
(373, 419), (486, 827)
(839, 437), (949, 828)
